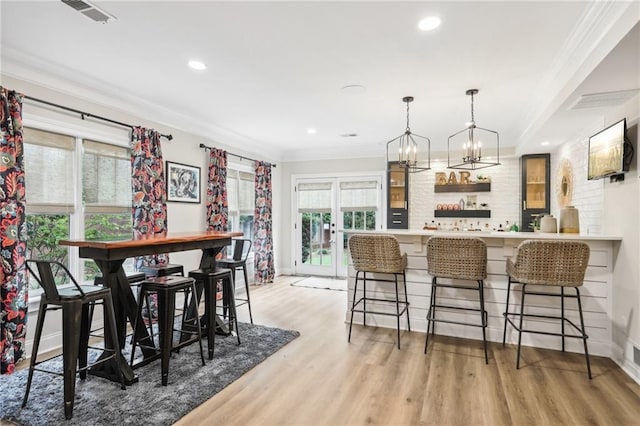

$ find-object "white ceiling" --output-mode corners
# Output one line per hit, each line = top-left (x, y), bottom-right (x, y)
(1, 1), (639, 162)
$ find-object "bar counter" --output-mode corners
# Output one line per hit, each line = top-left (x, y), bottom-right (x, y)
(343, 229), (622, 357)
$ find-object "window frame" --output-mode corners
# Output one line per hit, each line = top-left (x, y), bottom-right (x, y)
(23, 116), (131, 300)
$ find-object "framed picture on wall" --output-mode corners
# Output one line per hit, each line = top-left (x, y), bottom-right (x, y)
(166, 161), (201, 203)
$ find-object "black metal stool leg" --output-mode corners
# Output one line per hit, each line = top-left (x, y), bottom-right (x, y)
(242, 264), (253, 324)
(395, 274), (401, 350)
(502, 278), (512, 345)
(62, 301), (83, 420)
(424, 277), (437, 354)
(516, 284), (527, 370)
(22, 299), (48, 408)
(561, 286), (565, 352)
(190, 281), (206, 366)
(348, 271), (360, 343)
(403, 272), (410, 332)
(479, 280), (488, 364)
(575, 287), (592, 379)
(362, 272), (367, 327)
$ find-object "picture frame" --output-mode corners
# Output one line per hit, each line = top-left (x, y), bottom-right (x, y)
(166, 161), (201, 203)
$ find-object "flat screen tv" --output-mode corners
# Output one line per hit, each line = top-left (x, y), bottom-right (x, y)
(587, 118), (631, 180)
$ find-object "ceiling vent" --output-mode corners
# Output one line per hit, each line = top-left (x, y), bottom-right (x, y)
(61, 0), (116, 23)
(570, 89), (640, 110)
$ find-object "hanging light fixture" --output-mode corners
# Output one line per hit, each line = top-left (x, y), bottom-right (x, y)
(386, 96), (431, 173)
(448, 89), (500, 170)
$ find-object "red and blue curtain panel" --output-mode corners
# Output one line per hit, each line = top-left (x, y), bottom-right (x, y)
(254, 161), (274, 284)
(206, 148), (228, 231)
(131, 127), (169, 268)
(0, 88), (27, 374)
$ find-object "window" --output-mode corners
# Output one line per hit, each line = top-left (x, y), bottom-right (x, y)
(24, 128), (75, 290)
(82, 140), (133, 280)
(227, 167), (254, 241)
(24, 126), (131, 291)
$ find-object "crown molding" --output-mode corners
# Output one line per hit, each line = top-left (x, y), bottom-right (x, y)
(516, 1), (639, 148)
(1, 46), (285, 160)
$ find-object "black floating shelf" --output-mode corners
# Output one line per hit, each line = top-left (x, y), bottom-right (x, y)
(434, 210), (491, 218)
(434, 183), (491, 193)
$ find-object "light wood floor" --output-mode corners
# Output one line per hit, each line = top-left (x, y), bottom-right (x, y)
(177, 275), (640, 426)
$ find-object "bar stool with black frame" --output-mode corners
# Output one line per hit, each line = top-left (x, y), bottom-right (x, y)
(502, 239), (592, 378)
(348, 234), (410, 349)
(424, 236), (489, 364)
(216, 238), (254, 324)
(129, 275), (206, 386)
(23, 259), (126, 420)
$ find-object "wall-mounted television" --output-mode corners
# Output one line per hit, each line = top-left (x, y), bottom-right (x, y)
(587, 118), (632, 180)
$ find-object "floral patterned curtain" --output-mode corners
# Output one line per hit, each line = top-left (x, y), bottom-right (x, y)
(206, 148), (228, 231)
(254, 161), (274, 284)
(131, 127), (168, 268)
(0, 88), (27, 374)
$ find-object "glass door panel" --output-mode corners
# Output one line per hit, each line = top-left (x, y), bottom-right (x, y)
(524, 157), (547, 210)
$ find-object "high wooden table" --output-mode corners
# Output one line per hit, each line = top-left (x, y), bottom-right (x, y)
(59, 230), (242, 385)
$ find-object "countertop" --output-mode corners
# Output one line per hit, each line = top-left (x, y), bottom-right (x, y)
(341, 229), (622, 241)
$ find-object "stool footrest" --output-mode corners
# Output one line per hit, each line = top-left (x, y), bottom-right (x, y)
(352, 297), (409, 317)
(503, 312), (588, 339)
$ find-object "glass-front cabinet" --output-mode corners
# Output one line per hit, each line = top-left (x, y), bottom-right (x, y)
(387, 162), (408, 229)
(521, 154), (550, 232)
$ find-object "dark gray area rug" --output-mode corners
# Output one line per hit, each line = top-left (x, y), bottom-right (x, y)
(0, 323), (299, 425)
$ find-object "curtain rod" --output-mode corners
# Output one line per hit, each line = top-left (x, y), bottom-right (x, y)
(199, 143), (277, 168)
(24, 95), (174, 141)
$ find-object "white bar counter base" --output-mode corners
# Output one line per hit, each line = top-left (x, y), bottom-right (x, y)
(344, 229), (622, 357)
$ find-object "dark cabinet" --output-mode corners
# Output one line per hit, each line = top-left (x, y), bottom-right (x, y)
(521, 154), (550, 232)
(387, 162), (408, 229)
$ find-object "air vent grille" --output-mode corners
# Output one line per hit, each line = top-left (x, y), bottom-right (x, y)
(61, 0), (91, 11)
(61, 0), (116, 23)
(570, 89), (640, 110)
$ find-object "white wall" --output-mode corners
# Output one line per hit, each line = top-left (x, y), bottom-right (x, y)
(600, 97), (640, 380)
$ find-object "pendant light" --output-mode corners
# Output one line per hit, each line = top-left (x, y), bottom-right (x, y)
(386, 96), (431, 173)
(448, 89), (500, 170)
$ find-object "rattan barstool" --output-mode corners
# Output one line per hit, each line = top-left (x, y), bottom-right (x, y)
(425, 237), (489, 363)
(502, 240), (592, 378)
(348, 234), (410, 349)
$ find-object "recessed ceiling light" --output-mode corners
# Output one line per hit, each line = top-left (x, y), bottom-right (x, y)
(418, 16), (441, 31)
(188, 60), (206, 71)
(307, 128), (317, 135)
(541, 141), (550, 146)
(341, 85), (366, 95)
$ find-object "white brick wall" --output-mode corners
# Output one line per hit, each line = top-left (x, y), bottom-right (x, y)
(551, 122), (605, 235)
(408, 157), (522, 231)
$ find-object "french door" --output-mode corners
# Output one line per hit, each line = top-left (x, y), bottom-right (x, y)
(294, 175), (382, 277)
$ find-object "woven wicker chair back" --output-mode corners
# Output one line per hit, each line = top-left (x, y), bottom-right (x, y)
(507, 240), (590, 287)
(348, 234), (406, 274)
(426, 237), (487, 280)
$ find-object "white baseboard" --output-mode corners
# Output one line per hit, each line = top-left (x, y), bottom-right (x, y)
(611, 339), (640, 385)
